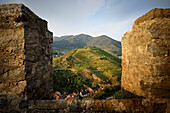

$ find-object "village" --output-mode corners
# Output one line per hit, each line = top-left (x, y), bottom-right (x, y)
(53, 49), (65, 58)
(53, 87), (96, 100)
(53, 85), (117, 100)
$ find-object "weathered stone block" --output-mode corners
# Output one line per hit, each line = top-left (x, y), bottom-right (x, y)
(121, 8), (170, 99)
(0, 4), (53, 110)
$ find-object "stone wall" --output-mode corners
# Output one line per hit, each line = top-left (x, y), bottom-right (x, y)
(121, 8), (170, 99)
(1, 4), (170, 113)
(0, 4), (53, 112)
(27, 99), (170, 113)
(2, 98), (170, 113)
(23, 4), (53, 100)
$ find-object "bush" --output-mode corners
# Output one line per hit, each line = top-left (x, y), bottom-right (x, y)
(53, 70), (91, 93)
(113, 91), (121, 99)
(88, 85), (121, 99)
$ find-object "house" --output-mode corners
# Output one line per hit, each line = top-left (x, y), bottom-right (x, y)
(53, 91), (62, 100)
(85, 87), (94, 93)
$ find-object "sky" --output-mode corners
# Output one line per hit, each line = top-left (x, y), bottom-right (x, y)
(0, 0), (169, 41)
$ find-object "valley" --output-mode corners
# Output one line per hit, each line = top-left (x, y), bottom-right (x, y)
(53, 46), (122, 99)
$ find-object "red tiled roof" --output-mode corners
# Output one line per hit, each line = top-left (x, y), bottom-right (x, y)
(66, 97), (74, 100)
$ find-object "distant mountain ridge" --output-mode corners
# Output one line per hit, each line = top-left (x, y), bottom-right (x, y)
(53, 34), (121, 56)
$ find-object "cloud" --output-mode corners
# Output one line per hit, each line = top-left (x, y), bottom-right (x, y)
(46, 0), (105, 36)
(42, 0), (105, 20)
(0, 0), (104, 21)
(91, 15), (137, 41)
(103, 0), (170, 21)
(0, 0), (170, 41)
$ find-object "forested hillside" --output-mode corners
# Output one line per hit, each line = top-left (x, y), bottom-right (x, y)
(53, 46), (122, 99)
(53, 34), (121, 56)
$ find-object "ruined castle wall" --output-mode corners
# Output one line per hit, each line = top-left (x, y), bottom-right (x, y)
(121, 8), (170, 99)
(26, 99), (170, 113)
(1, 4), (170, 113)
(0, 4), (27, 97)
(22, 4), (53, 100)
(0, 4), (53, 108)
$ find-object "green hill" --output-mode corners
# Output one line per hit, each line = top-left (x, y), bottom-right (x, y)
(53, 34), (121, 56)
(53, 46), (122, 98)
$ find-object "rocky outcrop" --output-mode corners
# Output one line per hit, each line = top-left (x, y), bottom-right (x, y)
(0, 4), (53, 112)
(121, 8), (170, 99)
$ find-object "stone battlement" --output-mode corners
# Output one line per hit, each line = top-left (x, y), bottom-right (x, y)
(0, 4), (53, 101)
(27, 99), (170, 112)
(122, 8), (170, 99)
(134, 8), (170, 25)
(0, 4), (170, 113)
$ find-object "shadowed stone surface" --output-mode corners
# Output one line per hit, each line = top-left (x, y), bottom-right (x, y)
(0, 4), (53, 112)
(27, 99), (169, 113)
(121, 8), (170, 99)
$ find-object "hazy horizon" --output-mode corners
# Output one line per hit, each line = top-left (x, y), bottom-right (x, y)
(0, 0), (169, 41)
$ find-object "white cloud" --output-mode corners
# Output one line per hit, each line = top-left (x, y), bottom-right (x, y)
(47, 0), (105, 36)
(1, 0), (169, 40)
(47, 0), (104, 21)
(91, 16), (138, 41)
